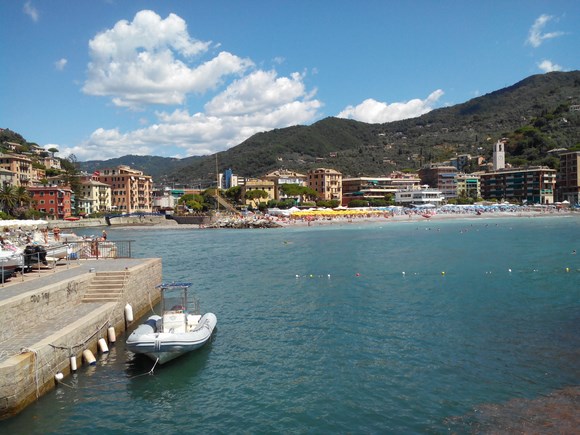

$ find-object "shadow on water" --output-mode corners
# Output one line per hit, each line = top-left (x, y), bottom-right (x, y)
(125, 331), (217, 401)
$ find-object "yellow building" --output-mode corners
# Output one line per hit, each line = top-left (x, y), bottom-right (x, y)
(97, 165), (153, 213)
(307, 168), (342, 201)
(242, 178), (276, 208)
(78, 179), (112, 214)
(0, 153), (33, 186)
(263, 169), (307, 200)
(455, 173), (481, 200)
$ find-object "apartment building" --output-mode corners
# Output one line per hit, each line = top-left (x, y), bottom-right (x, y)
(263, 169), (307, 200)
(557, 150), (580, 204)
(418, 164), (458, 198)
(455, 174), (481, 200)
(28, 185), (74, 219)
(77, 179), (112, 215)
(479, 166), (556, 204)
(307, 168), (342, 201)
(97, 165), (153, 213)
(342, 174), (421, 205)
(0, 153), (33, 186)
(241, 178), (276, 208)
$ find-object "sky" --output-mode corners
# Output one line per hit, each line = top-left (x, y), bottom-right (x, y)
(1, 1), (579, 163)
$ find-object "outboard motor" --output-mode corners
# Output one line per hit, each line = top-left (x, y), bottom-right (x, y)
(24, 245), (48, 268)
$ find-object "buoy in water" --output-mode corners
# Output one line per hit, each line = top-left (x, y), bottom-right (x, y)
(54, 372), (64, 382)
(565, 267), (570, 272)
(98, 338), (109, 353)
(83, 349), (96, 365)
(441, 271), (446, 276)
(124, 303), (134, 323)
(107, 326), (116, 343)
(70, 355), (77, 372)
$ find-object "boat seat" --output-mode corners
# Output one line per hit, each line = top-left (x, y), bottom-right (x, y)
(163, 312), (186, 333)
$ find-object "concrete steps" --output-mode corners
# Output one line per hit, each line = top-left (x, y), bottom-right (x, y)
(82, 271), (128, 302)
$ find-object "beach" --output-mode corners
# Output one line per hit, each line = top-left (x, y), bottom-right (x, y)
(205, 206), (579, 229)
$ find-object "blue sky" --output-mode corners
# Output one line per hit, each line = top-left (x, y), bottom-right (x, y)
(1, 1), (578, 162)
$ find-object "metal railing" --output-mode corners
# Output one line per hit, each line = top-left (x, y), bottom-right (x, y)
(66, 240), (133, 259)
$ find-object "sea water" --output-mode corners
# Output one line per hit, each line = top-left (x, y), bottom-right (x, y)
(2, 216), (579, 433)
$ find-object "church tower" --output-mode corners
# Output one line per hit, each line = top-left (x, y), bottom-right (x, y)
(493, 139), (505, 171)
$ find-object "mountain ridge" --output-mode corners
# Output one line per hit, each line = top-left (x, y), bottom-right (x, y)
(75, 70), (579, 185)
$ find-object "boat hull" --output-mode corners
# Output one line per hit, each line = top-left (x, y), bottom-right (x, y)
(126, 313), (217, 364)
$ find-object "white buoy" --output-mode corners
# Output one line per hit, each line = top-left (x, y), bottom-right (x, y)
(124, 303), (134, 323)
(70, 355), (77, 372)
(98, 338), (109, 353)
(83, 349), (96, 365)
(107, 326), (116, 343)
(54, 372), (64, 382)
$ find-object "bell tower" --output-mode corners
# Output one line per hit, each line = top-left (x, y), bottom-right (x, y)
(493, 139), (505, 170)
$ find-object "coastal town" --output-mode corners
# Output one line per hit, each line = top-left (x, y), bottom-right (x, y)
(1, 134), (578, 224)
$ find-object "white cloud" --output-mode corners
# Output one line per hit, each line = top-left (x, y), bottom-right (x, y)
(82, 10), (253, 107)
(65, 82), (321, 161)
(337, 90), (444, 124)
(537, 59), (563, 73)
(71, 10), (324, 161)
(54, 58), (68, 71)
(526, 14), (564, 48)
(23, 1), (39, 22)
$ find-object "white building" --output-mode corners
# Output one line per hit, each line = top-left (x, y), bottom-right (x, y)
(395, 188), (445, 207)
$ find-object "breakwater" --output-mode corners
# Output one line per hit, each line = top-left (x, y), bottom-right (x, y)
(0, 258), (162, 419)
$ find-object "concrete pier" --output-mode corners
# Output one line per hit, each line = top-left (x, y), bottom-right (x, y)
(0, 257), (162, 419)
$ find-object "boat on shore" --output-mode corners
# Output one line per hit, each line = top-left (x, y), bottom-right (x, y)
(126, 282), (217, 365)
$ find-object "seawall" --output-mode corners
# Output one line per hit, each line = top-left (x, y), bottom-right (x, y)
(0, 258), (162, 419)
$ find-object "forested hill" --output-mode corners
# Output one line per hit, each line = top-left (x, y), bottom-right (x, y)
(48, 71), (580, 184)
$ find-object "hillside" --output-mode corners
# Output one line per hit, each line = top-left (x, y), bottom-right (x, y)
(47, 71), (580, 185)
(78, 155), (198, 181)
(163, 71), (580, 185)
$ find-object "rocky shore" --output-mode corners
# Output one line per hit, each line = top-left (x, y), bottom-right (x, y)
(206, 216), (283, 229)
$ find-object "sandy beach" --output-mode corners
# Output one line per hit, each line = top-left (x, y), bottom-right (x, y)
(111, 207), (578, 231)
(275, 209), (578, 228)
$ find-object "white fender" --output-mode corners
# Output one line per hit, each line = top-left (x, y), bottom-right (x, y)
(98, 338), (109, 353)
(83, 349), (96, 365)
(124, 303), (134, 323)
(107, 326), (116, 343)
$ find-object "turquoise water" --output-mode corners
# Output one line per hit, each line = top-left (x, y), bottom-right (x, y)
(2, 217), (579, 433)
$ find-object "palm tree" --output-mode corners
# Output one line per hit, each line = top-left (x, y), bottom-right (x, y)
(15, 186), (32, 208)
(0, 185), (17, 215)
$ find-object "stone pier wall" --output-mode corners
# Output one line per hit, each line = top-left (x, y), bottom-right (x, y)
(0, 258), (162, 418)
